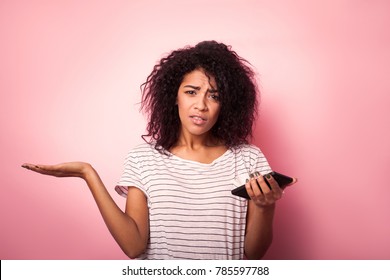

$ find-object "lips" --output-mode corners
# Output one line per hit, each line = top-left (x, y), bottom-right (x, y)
(190, 115), (207, 125)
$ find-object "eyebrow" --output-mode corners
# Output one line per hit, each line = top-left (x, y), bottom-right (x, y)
(183, 85), (218, 93)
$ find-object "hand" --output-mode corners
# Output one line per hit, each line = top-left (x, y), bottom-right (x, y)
(21, 162), (92, 179)
(245, 172), (297, 208)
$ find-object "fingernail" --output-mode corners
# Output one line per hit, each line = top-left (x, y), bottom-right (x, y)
(266, 174), (271, 179)
(249, 173), (254, 178)
(255, 172), (260, 177)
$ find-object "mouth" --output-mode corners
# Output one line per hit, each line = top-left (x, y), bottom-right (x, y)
(190, 115), (207, 125)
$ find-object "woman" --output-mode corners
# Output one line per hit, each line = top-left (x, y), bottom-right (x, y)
(22, 41), (297, 259)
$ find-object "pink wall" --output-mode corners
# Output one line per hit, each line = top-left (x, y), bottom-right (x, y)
(1, 0), (389, 259)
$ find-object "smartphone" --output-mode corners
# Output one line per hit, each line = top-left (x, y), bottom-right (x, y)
(231, 171), (294, 199)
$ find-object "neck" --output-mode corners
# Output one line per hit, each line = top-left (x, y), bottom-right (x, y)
(170, 130), (227, 164)
(175, 130), (221, 150)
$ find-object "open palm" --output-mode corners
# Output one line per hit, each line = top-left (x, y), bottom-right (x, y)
(22, 162), (91, 179)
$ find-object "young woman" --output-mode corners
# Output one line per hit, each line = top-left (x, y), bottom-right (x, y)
(22, 41), (297, 260)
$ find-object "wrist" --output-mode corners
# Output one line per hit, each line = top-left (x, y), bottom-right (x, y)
(252, 202), (276, 213)
(81, 163), (95, 180)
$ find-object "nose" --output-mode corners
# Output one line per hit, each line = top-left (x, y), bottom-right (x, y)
(194, 95), (207, 111)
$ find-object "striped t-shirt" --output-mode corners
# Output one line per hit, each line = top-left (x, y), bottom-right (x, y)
(115, 142), (271, 259)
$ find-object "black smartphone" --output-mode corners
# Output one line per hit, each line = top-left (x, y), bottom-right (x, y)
(231, 171), (294, 199)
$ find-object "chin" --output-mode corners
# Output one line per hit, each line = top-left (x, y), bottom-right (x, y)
(187, 127), (212, 136)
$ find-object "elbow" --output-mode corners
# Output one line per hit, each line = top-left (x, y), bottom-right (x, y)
(123, 243), (147, 259)
(124, 249), (142, 259)
(126, 251), (141, 260)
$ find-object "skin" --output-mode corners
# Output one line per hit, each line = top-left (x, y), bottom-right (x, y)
(22, 162), (149, 259)
(22, 68), (297, 259)
(170, 68), (225, 163)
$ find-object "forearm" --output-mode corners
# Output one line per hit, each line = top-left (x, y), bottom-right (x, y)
(244, 202), (275, 259)
(83, 165), (146, 258)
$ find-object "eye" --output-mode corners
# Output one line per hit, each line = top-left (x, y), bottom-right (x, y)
(209, 93), (220, 101)
(185, 90), (196, 95)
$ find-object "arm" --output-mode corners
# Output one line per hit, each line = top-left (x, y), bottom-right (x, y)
(245, 201), (275, 259)
(22, 162), (149, 259)
(244, 173), (296, 259)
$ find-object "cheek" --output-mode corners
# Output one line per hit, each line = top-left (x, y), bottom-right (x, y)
(209, 106), (221, 123)
(177, 101), (187, 114)
(176, 102), (189, 121)
(176, 95), (190, 108)
(213, 103), (222, 116)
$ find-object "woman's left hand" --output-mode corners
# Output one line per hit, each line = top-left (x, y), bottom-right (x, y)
(245, 172), (297, 208)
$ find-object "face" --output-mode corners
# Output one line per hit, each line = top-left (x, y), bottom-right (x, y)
(176, 69), (221, 139)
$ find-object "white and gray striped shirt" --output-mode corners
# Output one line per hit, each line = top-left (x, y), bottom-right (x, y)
(115, 142), (271, 259)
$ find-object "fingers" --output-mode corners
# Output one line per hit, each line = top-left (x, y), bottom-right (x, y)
(289, 177), (298, 185)
(245, 172), (283, 207)
(21, 163), (72, 177)
(264, 173), (283, 200)
(22, 163), (59, 176)
(22, 163), (52, 172)
(22, 163), (43, 172)
(22, 162), (90, 178)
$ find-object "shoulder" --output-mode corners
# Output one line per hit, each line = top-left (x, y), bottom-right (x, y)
(232, 143), (271, 174)
(125, 142), (172, 162)
(232, 143), (268, 165)
(130, 142), (156, 153)
(124, 142), (160, 160)
(233, 143), (264, 156)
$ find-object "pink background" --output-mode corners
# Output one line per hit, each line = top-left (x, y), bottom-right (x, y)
(1, 0), (389, 259)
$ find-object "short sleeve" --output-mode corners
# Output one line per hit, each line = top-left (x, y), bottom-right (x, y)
(114, 149), (150, 205)
(248, 145), (272, 176)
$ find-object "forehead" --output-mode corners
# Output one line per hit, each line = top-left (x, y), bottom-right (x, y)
(181, 69), (217, 88)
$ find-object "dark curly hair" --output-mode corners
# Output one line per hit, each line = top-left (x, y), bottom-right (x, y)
(140, 40), (259, 154)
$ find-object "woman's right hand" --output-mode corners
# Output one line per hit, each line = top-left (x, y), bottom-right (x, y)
(21, 162), (93, 179)
(22, 161), (149, 258)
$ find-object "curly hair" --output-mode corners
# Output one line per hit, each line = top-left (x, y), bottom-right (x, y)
(140, 40), (259, 154)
